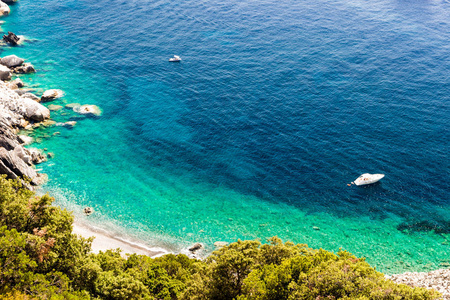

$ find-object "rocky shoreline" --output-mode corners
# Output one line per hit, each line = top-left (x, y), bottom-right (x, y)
(387, 269), (450, 299)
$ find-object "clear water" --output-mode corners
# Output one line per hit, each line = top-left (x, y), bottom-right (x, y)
(1, 0), (449, 274)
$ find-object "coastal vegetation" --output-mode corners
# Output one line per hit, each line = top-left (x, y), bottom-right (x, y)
(0, 176), (441, 299)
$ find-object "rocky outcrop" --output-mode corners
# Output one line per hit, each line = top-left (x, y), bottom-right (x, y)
(41, 89), (64, 102)
(1, 0), (18, 4)
(3, 31), (20, 45)
(0, 55), (24, 68)
(0, 1), (10, 16)
(0, 147), (45, 185)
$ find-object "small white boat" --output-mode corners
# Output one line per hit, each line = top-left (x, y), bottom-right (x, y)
(169, 55), (181, 62)
(353, 173), (385, 186)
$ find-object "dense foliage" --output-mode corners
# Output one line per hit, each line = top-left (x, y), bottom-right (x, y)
(0, 176), (441, 299)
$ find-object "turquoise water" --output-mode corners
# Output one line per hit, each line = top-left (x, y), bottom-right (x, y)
(1, 0), (449, 274)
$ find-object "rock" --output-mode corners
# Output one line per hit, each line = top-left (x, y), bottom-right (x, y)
(74, 104), (102, 117)
(313, 226), (320, 230)
(83, 207), (93, 215)
(6, 78), (24, 90)
(3, 31), (20, 45)
(20, 97), (50, 122)
(65, 103), (80, 109)
(214, 241), (228, 248)
(0, 55), (24, 68)
(27, 148), (47, 164)
(58, 121), (76, 128)
(0, 65), (11, 81)
(1, 0), (18, 4)
(41, 89), (64, 102)
(48, 104), (63, 111)
(47, 152), (54, 158)
(17, 135), (33, 145)
(188, 243), (203, 252)
(12, 63), (35, 74)
(22, 92), (40, 101)
(0, 2), (10, 16)
(39, 119), (56, 127)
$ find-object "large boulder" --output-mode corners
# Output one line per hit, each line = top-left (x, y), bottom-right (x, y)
(74, 104), (102, 117)
(41, 89), (63, 102)
(0, 55), (24, 68)
(6, 78), (24, 89)
(20, 97), (50, 121)
(0, 65), (11, 81)
(0, 1), (10, 16)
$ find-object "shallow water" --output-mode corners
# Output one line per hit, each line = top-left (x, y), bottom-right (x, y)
(1, 0), (449, 273)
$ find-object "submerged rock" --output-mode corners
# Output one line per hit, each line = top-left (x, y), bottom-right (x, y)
(41, 89), (64, 102)
(65, 103), (80, 109)
(0, 65), (11, 81)
(48, 104), (63, 111)
(0, 55), (24, 68)
(0, 2), (10, 16)
(74, 104), (102, 117)
(56, 121), (77, 128)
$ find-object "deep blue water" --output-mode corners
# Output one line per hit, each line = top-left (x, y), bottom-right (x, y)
(1, 0), (449, 273)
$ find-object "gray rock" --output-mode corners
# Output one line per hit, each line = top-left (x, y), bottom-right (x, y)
(0, 55), (24, 68)
(188, 243), (203, 252)
(20, 97), (50, 121)
(13, 63), (35, 74)
(0, 65), (11, 81)
(0, 2), (10, 16)
(22, 92), (40, 101)
(74, 104), (102, 117)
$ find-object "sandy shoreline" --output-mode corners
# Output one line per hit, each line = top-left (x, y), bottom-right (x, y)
(72, 221), (168, 258)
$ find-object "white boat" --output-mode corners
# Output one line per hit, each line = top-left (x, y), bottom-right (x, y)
(169, 55), (181, 62)
(353, 173), (385, 186)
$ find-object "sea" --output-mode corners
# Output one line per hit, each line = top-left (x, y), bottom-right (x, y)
(1, 0), (449, 274)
